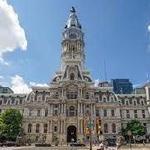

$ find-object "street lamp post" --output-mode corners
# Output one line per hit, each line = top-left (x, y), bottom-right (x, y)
(127, 130), (132, 150)
(89, 112), (92, 150)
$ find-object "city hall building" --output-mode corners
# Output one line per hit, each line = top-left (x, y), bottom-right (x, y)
(0, 7), (150, 144)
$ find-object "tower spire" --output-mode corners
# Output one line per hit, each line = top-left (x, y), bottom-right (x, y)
(65, 6), (81, 29)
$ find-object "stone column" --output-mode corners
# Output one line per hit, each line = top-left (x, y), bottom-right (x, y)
(33, 123), (36, 134)
(62, 103), (64, 115)
(78, 119), (80, 133)
(46, 120), (52, 144)
(24, 123), (28, 134)
(63, 120), (66, 134)
(62, 88), (63, 97)
(50, 121), (53, 133)
(91, 104), (93, 116)
(59, 120), (61, 134)
(93, 104), (96, 117)
(61, 104), (63, 114)
(83, 104), (85, 116)
(78, 102), (80, 115)
(81, 120), (83, 134)
(50, 104), (53, 116)
(61, 120), (63, 134)
(59, 104), (61, 114)
(64, 104), (66, 116)
(49, 104), (51, 115)
(40, 123), (43, 134)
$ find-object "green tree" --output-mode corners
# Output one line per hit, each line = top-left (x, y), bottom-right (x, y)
(0, 115), (6, 141)
(122, 120), (145, 136)
(0, 109), (23, 141)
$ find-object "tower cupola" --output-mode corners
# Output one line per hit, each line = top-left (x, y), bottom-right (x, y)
(65, 7), (81, 29)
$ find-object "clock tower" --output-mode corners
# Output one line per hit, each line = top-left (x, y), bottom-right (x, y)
(61, 7), (85, 72)
(52, 7), (92, 84)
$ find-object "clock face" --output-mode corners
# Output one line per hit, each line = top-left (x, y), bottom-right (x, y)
(69, 33), (77, 39)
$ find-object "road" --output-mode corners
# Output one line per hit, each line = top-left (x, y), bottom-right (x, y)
(1, 144), (150, 150)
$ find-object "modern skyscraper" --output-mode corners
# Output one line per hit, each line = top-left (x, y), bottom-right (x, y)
(111, 79), (133, 94)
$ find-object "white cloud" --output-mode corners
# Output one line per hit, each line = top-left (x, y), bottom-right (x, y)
(10, 75), (31, 94)
(10, 75), (49, 94)
(0, 75), (9, 86)
(148, 25), (150, 32)
(30, 82), (49, 87)
(0, 0), (27, 65)
(94, 79), (99, 87)
(0, 75), (4, 80)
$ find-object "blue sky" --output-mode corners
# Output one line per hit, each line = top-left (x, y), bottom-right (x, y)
(0, 0), (150, 91)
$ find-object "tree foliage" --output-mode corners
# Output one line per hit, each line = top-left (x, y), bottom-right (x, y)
(0, 109), (23, 141)
(122, 120), (145, 136)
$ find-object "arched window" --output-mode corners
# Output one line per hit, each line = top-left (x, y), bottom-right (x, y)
(102, 96), (107, 103)
(54, 104), (58, 116)
(28, 124), (32, 133)
(104, 123), (108, 133)
(11, 99), (15, 105)
(66, 85), (78, 99)
(104, 110), (107, 117)
(45, 109), (48, 117)
(122, 99), (125, 105)
(85, 92), (89, 99)
(36, 124), (40, 133)
(125, 100), (129, 105)
(112, 123), (116, 133)
(66, 91), (78, 99)
(0, 100), (2, 105)
(70, 73), (75, 80)
(86, 109), (90, 116)
(54, 126), (57, 132)
(29, 109), (32, 116)
(20, 99), (23, 104)
(141, 100), (144, 106)
(4, 98), (7, 104)
(133, 100), (137, 106)
(69, 106), (76, 116)
(109, 96), (114, 102)
(43, 124), (48, 133)
(7, 100), (10, 105)
(37, 110), (40, 117)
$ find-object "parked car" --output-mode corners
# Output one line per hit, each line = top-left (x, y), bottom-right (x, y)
(70, 142), (86, 147)
(106, 139), (116, 146)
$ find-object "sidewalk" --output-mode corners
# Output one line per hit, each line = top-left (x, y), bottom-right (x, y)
(0, 144), (150, 150)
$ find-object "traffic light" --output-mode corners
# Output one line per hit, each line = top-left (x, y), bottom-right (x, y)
(96, 117), (101, 134)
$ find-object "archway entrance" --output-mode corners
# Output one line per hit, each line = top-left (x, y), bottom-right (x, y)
(67, 125), (77, 143)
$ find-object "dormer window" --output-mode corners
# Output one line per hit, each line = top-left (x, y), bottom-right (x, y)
(70, 73), (75, 80)
(69, 106), (76, 116)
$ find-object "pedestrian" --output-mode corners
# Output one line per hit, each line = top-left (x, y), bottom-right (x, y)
(98, 142), (104, 150)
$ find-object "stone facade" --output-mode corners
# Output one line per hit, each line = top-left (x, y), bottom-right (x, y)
(0, 7), (150, 144)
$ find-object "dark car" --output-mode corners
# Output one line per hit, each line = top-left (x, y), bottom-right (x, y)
(70, 142), (86, 147)
(107, 139), (116, 146)
(3, 141), (17, 147)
